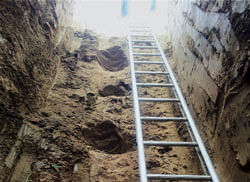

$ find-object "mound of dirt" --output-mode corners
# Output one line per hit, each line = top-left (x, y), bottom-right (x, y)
(97, 46), (128, 71)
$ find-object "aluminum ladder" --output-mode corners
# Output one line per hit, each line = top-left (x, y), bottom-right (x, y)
(127, 25), (220, 182)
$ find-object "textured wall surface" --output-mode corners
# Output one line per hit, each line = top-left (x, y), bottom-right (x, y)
(0, 0), (74, 180)
(0, 0), (73, 118)
(164, 0), (250, 181)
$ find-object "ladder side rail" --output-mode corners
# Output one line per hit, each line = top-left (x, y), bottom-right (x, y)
(166, 73), (209, 176)
(160, 57), (208, 175)
(128, 34), (148, 182)
(152, 33), (220, 182)
(144, 34), (207, 173)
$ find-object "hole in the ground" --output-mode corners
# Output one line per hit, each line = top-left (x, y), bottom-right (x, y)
(82, 120), (134, 154)
(97, 46), (128, 71)
(99, 81), (131, 97)
(99, 85), (126, 97)
(239, 159), (250, 172)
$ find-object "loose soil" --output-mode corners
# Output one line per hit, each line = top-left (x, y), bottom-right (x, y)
(4, 31), (204, 182)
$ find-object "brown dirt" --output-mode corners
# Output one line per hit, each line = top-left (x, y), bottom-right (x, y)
(97, 46), (128, 71)
(2, 30), (204, 182)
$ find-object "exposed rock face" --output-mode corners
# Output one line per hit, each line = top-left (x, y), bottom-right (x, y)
(164, 1), (250, 181)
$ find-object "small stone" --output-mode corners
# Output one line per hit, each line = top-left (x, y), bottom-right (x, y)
(74, 164), (78, 172)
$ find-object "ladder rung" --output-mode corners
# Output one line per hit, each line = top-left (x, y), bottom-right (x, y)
(136, 83), (174, 87)
(135, 71), (168, 75)
(147, 174), (211, 180)
(134, 61), (164, 64)
(128, 27), (219, 182)
(133, 53), (160, 56)
(143, 141), (198, 146)
(132, 40), (155, 43)
(141, 117), (187, 121)
(132, 46), (158, 49)
(138, 98), (180, 102)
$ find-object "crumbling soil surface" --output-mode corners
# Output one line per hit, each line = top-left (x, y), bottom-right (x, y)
(2, 30), (204, 182)
(97, 46), (128, 72)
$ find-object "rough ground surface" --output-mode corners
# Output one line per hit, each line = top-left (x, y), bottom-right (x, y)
(2, 0), (249, 181)
(1, 26), (204, 181)
(0, 0), (74, 181)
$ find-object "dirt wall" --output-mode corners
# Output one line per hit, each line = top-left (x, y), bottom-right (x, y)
(0, 0), (74, 180)
(163, 1), (250, 181)
(0, 0), (74, 118)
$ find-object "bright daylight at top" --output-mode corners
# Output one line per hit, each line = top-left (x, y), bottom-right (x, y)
(73, 0), (170, 36)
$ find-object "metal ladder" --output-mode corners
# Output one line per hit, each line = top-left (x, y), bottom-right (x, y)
(127, 25), (220, 182)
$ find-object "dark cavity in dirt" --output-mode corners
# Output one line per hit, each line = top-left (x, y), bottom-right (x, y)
(82, 120), (134, 154)
(97, 46), (128, 71)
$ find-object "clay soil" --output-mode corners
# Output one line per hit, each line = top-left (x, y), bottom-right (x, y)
(7, 31), (205, 182)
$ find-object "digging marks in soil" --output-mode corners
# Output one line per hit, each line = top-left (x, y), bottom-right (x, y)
(82, 120), (134, 154)
(5, 31), (203, 181)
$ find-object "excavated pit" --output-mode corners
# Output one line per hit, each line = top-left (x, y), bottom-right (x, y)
(97, 46), (128, 71)
(99, 81), (131, 97)
(82, 120), (135, 154)
(0, 17), (216, 182)
(1, 1), (249, 181)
